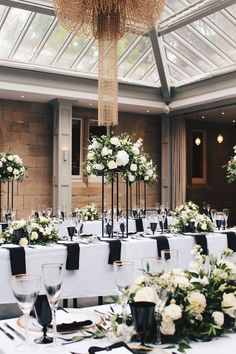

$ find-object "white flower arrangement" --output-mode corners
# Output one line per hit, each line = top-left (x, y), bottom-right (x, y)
(0, 151), (27, 182)
(1, 216), (58, 245)
(170, 201), (214, 233)
(225, 145), (236, 183)
(85, 133), (157, 184)
(73, 203), (100, 221)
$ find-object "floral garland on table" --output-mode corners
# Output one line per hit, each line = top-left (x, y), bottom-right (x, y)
(85, 133), (157, 184)
(72, 203), (100, 221)
(0, 152), (27, 182)
(1, 216), (58, 246)
(225, 145), (236, 183)
(170, 201), (214, 233)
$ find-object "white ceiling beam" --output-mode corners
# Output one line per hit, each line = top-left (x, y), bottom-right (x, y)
(0, 0), (54, 15)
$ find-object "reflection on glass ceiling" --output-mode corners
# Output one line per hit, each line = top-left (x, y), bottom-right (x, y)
(0, 1), (235, 88)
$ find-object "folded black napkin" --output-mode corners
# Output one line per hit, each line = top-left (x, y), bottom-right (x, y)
(0, 222), (8, 232)
(224, 231), (236, 252)
(152, 236), (170, 259)
(63, 243), (80, 270)
(135, 218), (144, 232)
(107, 239), (121, 264)
(193, 234), (208, 255)
(55, 319), (92, 332)
(8, 246), (26, 275)
(89, 341), (133, 353)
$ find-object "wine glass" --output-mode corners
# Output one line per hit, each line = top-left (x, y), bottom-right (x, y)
(161, 249), (179, 272)
(118, 215), (126, 238)
(159, 205), (166, 234)
(11, 274), (41, 352)
(146, 211), (159, 235)
(130, 301), (156, 346)
(106, 219), (113, 238)
(34, 295), (53, 344)
(113, 261), (135, 323)
(42, 263), (64, 350)
(210, 208), (217, 224)
(206, 204), (211, 216)
(215, 212), (224, 231)
(223, 208), (229, 229)
(67, 226), (76, 241)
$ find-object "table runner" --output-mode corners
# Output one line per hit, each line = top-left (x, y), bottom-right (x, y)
(63, 243), (80, 270)
(107, 240), (121, 264)
(152, 236), (170, 259)
(224, 231), (236, 252)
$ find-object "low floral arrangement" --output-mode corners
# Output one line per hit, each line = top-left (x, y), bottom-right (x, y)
(225, 145), (236, 183)
(1, 216), (58, 246)
(72, 203), (100, 221)
(85, 133), (157, 184)
(0, 151), (27, 182)
(170, 201), (214, 233)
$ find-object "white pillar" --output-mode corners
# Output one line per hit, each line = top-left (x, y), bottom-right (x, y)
(161, 116), (171, 208)
(52, 99), (73, 214)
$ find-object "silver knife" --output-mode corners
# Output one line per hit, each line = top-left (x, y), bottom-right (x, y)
(3, 323), (25, 341)
(0, 326), (14, 340)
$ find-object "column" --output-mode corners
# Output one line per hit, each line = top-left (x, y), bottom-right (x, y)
(161, 116), (171, 208)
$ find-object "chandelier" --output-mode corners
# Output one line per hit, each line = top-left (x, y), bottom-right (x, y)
(53, 0), (165, 126)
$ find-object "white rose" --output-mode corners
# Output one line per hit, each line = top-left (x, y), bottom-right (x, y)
(95, 163), (104, 170)
(31, 231), (38, 240)
(110, 137), (120, 146)
(144, 175), (149, 181)
(129, 174), (135, 182)
(87, 152), (94, 160)
(221, 293), (236, 317)
(132, 146), (139, 155)
(19, 237), (28, 247)
(200, 222), (207, 230)
(1, 157), (6, 162)
(173, 275), (190, 289)
(107, 160), (117, 170)
(162, 304), (182, 321)
(130, 164), (137, 172)
(187, 291), (206, 314)
(116, 150), (129, 166)
(212, 311), (224, 326)
(13, 168), (19, 175)
(147, 169), (153, 177)
(101, 147), (110, 156)
(8, 155), (13, 161)
(7, 166), (13, 172)
(134, 287), (158, 303)
(140, 156), (146, 163)
(160, 319), (175, 335)
(91, 140), (99, 149)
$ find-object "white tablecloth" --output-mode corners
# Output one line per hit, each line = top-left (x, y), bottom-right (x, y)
(0, 231), (232, 304)
(0, 304), (235, 354)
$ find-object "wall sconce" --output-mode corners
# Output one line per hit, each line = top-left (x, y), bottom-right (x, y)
(195, 137), (201, 146)
(62, 149), (69, 161)
(217, 134), (224, 144)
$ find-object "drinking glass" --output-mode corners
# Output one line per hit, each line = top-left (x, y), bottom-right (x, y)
(215, 212), (224, 230)
(42, 263), (64, 350)
(146, 211), (159, 235)
(223, 208), (229, 229)
(11, 274), (41, 352)
(67, 226), (76, 241)
(34, 295), (53, 344)
(113, 261), (134, 323)
(118, 215), (127, 238)
(156, 286), (170, 343)
(210, 208), (217, 224)
(161, 249), (179, 272)
(159, 205), (166, 234)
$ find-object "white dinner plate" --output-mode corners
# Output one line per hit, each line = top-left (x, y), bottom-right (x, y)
(17, 308), (101, 333)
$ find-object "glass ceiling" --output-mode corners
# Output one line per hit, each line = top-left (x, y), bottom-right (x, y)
(0, 0), (235, 89)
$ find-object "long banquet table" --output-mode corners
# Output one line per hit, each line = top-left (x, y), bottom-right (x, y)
(0, 304), (236, 354)
(0, 227), (233, 304)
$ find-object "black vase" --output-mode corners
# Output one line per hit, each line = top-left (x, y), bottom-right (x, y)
(130, 301), (156, 345)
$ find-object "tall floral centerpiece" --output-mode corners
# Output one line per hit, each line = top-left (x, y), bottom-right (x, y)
(170, 201), (214, 233)
(85, 133), (157, 237)
(0, 151), (27, 220)
(225, 145), (236, 183)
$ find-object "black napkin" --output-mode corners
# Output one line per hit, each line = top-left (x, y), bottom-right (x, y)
(152, 236), (170, 259)
(63, 243), (80, 270)
(193, 234), (208, 255)
(0, 222), (8, 232)
(135, 218), (144, 232)
(55, 319), (92, 332)
(8, 246), (26, 275)
(225, 231), (236, 252)
(89, 341), (133, 353)
(107, 240), (121, 264)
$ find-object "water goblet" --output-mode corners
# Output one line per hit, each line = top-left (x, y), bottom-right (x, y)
(146, 211), (159, 235)
(113, 260), (135, 323)
(161, 249), (179, 272)
(11, 274), (41, 352)
(67, 226), (76, 241)
(223, 208), (229, 229)
(106, 219), (113, 238)
(34, 295), (53, 344)
(118, 215), (127, 238)
(130, 301), (156, 346)
(215, 212), (224, 230)
(159, 206), (166, 234)
(42, 263), (64, 350)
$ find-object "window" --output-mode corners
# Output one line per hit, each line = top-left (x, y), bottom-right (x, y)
(72, 118), (82, 176)
(192, 130), (207, 184)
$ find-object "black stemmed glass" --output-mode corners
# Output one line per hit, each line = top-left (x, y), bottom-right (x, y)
(130, 301), (156, 346)
(67, 226), (75, 241)
(150, 222), (157, 235)
(34, 295), (53, 344)
(106, 219), (113, 238)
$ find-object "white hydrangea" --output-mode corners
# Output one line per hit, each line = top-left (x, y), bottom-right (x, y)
(116, 150), (129, 166)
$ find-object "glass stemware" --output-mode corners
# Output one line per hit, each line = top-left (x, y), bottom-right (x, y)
(146, 211), (159, 235)
(223, 208), (229, 229)
(161, 249), (179, 272)
(159, 205), (166, 234)
(42, 263), (64, 350)
(67, 226), (76, 241)
(113, 260), (135, 323)
(34, 295), (53, 344)
(11, 274), (41, 352)
(156, 286), (170, 343)
(215, 212), (224, 230)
